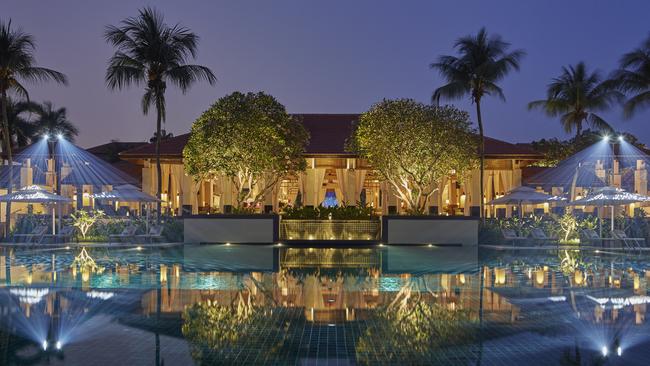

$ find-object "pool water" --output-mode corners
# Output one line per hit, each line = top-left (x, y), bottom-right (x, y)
(0, 244), (649, 365)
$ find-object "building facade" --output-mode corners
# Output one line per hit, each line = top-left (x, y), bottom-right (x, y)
(120, 114), (543, 217)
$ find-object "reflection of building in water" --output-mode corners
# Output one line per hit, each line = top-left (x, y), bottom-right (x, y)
(4, 249), (650, 329)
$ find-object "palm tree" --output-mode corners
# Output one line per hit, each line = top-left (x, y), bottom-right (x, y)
(431, 27), (524, 219)
(612, 35), (650, 118)
(104, 7), (216, 219)
(528, 62), (623, 138)
(5, 97), (39, 148)
(0, 19), (67, 234)
(31, 101), (79, 141)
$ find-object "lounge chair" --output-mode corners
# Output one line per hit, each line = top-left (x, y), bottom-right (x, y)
(109, 225), (137, 243)
(135, 225), (164, 243)
(529, 228), (559, 246)
(611, 230), (645, 250)
(42, 226), (77, 244)
(501, 228), (527, 246)
(13, 225), (48, 244)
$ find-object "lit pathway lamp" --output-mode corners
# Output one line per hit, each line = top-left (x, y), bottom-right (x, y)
(570, 186), (650, 236)
(0, 185), (72, 235)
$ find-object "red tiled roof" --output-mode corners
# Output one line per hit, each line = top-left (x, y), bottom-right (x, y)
(120, 114), (542, 159)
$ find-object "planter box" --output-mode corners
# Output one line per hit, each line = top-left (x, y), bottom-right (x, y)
(279, 219), (380, 241)
(184, 214), (278, 244)
(382, 216), (478, 246)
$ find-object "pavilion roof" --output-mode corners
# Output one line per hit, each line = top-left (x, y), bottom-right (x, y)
(119, 113), (542, 160)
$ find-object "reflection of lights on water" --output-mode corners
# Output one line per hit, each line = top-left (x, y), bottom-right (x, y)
(10, 288), (49, 304)
(136, 246), (143, 251)
(86, 291), (114, 300)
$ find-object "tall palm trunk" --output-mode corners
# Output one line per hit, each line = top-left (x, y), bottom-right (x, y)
(155, 103), (162, 223)
(0, 92), (12, 237)
(475, 101), (485, 220)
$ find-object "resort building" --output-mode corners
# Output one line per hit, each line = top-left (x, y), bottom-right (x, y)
(119, 114), (544, 217)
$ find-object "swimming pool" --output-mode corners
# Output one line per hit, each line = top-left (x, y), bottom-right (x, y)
(0, 244), (647, 365)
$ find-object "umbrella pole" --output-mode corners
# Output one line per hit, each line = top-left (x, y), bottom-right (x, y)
(611, 205), (615, 232)
(599, 204), (603, 237)
(51, 205), (55, 235)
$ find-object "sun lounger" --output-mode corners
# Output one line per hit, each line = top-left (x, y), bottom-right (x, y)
(501, 228), (527, 246)
(109, 225), (137, 243)
(13, 225), (48, 244)
(611, 230), (645, 250)
(580, 229), (618, 247)
(529, 228), (559, 246)
(41, 226), (77, 244)
(135, 225), (164, 243)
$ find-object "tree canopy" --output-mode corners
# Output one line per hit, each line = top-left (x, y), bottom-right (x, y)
(348, 99), (478, 214)
(183, 91), (309, 209)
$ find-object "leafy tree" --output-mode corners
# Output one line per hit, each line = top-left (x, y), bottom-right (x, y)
(70, 209), (105, 239)
(348, 99), (477, 215)
(31, 101), (79, 141)
(104, 7), (216, 220)
(612, 34), (650, 118)
(431, 27), (524, 218)
(0, 19), (67, 234)
(184, 91), (309, 209)
(528, 62), (623, 138)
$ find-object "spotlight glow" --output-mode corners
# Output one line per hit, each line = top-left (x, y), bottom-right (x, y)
(618, 135), (624, 142)
(225, 242), (231, 246)
(602, 345), (608, 357)
(57, 133), (64, 140)
(56, 341), (62, 350)
(42, 340), (48, 351)
(617, 346), (622, 356)
(602, 135), (610, 142)
(43, 134), (49, 140)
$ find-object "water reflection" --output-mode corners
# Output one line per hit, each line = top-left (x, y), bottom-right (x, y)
(0, 246), (650, 364)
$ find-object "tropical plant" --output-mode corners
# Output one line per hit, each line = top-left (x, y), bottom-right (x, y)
(104, 7), (216, 220)
(348, 99), (477, 214)
(184, 91), (309, 209)
(31, 101), (79, 141)
(0, 19), (67, 234)
(431, 27), (524, 219)
(70, 209), (105, 239)
(528, 62), (623, 138)
(612, 34), (650, 118)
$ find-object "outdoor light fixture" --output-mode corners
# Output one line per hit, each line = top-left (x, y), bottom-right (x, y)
(57, 133), (64, 140)
(42, 340), (48, 351)
(225, 242), (231, 246)
(602, 135), (610, 142)
(56, 341), (62, 350)
(618, 135), (625, 142)
(617, 346), (622, 356)
(602, 345), (609, 357)
(43, 134), (49, 140)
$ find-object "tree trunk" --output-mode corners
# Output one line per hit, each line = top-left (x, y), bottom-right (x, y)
(476, 101), (485, 220)
(155, 105), (162, 223)
(0, 92), (13, 237)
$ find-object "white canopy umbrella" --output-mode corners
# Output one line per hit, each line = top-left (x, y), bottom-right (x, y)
(487, 186), (555, 217)
(90, 184), (160, 231)
(570, 186), (650, 234)
(90, 184), (159, 203)
(0, 185), (71, 234)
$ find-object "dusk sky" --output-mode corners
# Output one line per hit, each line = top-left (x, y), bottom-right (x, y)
(5, 0), (650, 148)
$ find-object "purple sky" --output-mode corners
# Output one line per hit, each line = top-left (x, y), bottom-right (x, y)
(5, 1), (650, 148)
